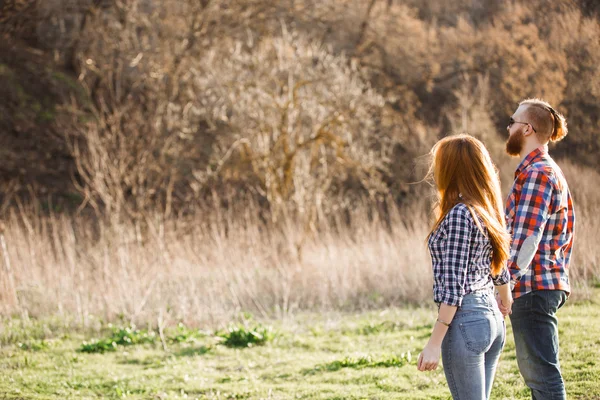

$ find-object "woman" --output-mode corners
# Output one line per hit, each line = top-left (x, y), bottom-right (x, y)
(417, 134), (513, 400)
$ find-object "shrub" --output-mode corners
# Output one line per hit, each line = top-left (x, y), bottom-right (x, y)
(217, 324), (275, 348)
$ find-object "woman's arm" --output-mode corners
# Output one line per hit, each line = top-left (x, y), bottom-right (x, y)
(417, 303), (457, 371)
(419, 205), (472, 372)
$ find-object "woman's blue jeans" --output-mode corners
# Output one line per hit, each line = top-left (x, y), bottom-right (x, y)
(509, 290), (567, 400)
(441, 291), (505, 400)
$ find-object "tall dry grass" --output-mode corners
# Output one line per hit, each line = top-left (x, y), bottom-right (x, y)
(0, 198), (434, 328)
(559, 161), (600, 285)
(0, 160), (598, 329)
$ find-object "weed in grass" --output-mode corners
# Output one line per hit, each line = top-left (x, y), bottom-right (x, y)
(79, 325), (157, 353)
(16, 339), (51, 351)
(174, 344), (213, 357)
(217, 323), (275, 348)
(217, 375), (233, 383)
(78, 321), (272, 353)
(168, 322), (209, 344)
(79, 338), (118, 353)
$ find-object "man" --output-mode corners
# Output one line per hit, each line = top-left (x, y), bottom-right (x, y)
(502, 98), (575, 400)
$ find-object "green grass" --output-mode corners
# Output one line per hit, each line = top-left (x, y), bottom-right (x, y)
(1, 291), (600, 399)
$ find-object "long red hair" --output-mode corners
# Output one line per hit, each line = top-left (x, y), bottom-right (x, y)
(427, 134), (510, 276)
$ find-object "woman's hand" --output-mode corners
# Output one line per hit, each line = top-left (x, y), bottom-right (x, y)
(417, 343), (441, 372)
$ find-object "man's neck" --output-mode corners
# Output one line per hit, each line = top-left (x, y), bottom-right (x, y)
(519, 141), (545, 161)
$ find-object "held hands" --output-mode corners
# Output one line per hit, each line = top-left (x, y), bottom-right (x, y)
(495, 291), (513, 317)
(417, 343), (440, 372)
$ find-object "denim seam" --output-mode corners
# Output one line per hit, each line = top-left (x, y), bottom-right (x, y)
(444, 327), (460, 399)
(512, 292), (566, 399)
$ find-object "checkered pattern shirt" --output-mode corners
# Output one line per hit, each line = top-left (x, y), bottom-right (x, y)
(428, 203), (510, 307)
(506, 146), (575, 299)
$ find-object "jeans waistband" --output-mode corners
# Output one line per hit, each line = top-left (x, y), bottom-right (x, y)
(435, 289), (495, 308)
(457, 290), (497, 312)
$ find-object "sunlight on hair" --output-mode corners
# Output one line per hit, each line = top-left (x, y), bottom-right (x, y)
(428, 134), (510, 276)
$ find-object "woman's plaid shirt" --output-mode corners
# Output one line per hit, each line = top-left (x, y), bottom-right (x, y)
(505, 146), (575, 299)
(428, 203), (510, 307)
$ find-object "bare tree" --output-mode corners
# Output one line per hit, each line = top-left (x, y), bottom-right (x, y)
(192, 28), (393, 223)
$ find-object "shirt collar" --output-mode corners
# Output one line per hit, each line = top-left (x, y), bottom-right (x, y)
(515, 145), (548, 177)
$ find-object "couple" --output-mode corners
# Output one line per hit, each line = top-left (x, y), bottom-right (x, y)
(417, 98), (575, 400)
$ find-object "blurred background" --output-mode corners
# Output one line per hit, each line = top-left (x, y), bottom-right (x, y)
(0, 0), (599, 328)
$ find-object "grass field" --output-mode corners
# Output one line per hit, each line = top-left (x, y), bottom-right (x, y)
(1, 289), (599, 400)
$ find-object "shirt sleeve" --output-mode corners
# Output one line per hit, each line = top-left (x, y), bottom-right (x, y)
(434, 206), (472, 307)
(492, 267), (510, 286)
(508, 170), (553, 284)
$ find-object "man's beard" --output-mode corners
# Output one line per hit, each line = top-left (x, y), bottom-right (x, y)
(505, 129), (524, 156)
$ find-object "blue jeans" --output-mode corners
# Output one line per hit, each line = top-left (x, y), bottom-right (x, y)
(509, 290), (568, 400)
(441, 291), (505, 400)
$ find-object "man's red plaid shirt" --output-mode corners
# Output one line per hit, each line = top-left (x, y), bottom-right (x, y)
(506, 146), (575, 299)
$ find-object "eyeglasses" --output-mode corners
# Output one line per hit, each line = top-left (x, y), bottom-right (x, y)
(508, 117), (537, 133)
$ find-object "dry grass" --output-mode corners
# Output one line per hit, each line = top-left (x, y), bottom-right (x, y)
(560, 160), (600, 285)
(0, 199), (434, 328)
(0, 160), (598, 329)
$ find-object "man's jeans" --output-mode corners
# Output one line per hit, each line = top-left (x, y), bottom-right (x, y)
(441, 291), (505, 400)
(510, 290), (568, 400)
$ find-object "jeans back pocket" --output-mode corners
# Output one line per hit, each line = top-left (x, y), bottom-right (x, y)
(458, 318), (493, 353)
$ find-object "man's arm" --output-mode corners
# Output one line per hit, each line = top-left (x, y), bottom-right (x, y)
(508, 170), (554, 286)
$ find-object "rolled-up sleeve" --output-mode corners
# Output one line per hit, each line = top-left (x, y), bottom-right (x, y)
(433, 206), (472, 307)
(492, 267), (510, 286)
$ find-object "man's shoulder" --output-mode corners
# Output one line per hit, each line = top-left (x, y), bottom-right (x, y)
(518, 158), (568, 195)
(519, 160), (556, 182)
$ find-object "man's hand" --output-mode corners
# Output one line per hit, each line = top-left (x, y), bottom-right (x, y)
(417, 343), (441, 372)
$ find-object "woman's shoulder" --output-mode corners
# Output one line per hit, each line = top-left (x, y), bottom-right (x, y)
(432, 203), (475, 236)
(446, 202), (473, 220)
(443, 203), (478, 232)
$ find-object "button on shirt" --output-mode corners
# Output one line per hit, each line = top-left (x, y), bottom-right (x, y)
(428, 203), (510, 307)
(505, 146), (575, 299)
